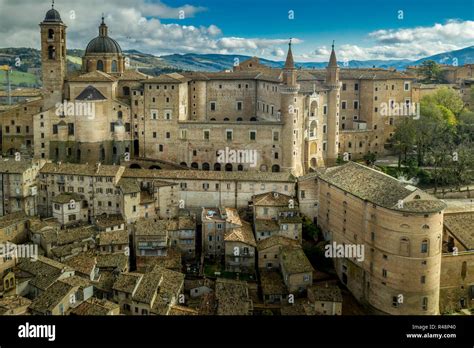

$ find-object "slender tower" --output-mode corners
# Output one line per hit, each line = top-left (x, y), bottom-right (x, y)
(40, 1), (67, 109)
(325, 41), (340, 165)
(280, 40), (301, 175)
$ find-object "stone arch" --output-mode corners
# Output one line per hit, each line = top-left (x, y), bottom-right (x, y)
(149, 165), (161, 170)
(129, 163), (142, 169)
(202, 163), (210, 171)
(310, 157), (317, 168)
(271, 164), (280, 172)
(48, 46), (56, 60)
(180, 162), (187, 167)
(214, 163), (221, 171)
(191, 162), (199, 169)
(112, 60), (118, 72)
(225, 163), (233, 172)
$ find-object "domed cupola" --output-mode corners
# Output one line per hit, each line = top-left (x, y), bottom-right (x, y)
(82, 16), (125, 74)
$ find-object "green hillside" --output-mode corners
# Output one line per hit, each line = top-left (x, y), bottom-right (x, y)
(0, 70), (39, 89)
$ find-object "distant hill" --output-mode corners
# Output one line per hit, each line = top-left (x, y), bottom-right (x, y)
(0, 45), (472, 89)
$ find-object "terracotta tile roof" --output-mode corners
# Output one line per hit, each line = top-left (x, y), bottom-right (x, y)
(123, 168), (295, 183)
(280, 246), (313, 274)
(0, 211), (28, 229)
(16, 256), (73, 291)
(120, 69), (150, 81)
(40, 162), (124, 177)
(0, 158), (41, 174)
(96, 253), (129, 271)
(67, 70), (117, 82)
(215, 278), (252, 315)
(70, 297), (119, 315)
(308, 284), (343, 303)
(145, 73), (190, 84)
(260, 270), (287, 295)
(98, 229), (129, 246)
(257, 235), (299, 251)
(29, 280), (77, 314)
(444, 212), (474, 250)
(94, 214), (125, 229)
(253, 191), (296, 207)
(224, 221), (256, 247)
(63, 253), (97, 276)
(320, 162), (446, 213)
(51, 192), (83, 204)
(168, 305), (198, 315)
(254, 219), (279, 232)
(112, 272), (141, 294)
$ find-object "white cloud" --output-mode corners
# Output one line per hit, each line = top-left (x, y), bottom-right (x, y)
(299, 20), (473, 62)
(0, 0), (297, 58)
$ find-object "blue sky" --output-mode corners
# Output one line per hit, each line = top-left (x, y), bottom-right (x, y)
(0, 0), (473, 61)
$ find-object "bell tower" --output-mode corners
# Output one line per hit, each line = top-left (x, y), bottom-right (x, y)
(40, 1), (67, 109)
(325, 41), (341, 166)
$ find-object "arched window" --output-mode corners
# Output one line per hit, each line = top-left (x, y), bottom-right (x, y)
(237, 164), (243, 171)
(180, 162), (187, 167)
(250, 117), (257, 121)
(48, 46), (56, 60)
(225, 163), (233, 172)
(309, 121), (317, 137)
(112, 60), (118, 72)
(421, 239), (429, 254)
(118, 111), (123, 119)
(271, 164), (280, 172)
(97, 60), (104, 71)
(414, 195), (421, 199)
(123, 87), (130, 96)
(348, 142), (352, 148)
(400, 237), (410, 257)
(210, 118), (216, 121)
(260, 164), (267, 172)
(422, 224), (430, 229)
(48, 29), (55, 40)
(223, 118), (229, 121)
(113, 146), (117, 155)
(191, 162), (199, 169)
(202, 163), (210, 171)
(100, 147), (105, 161)
(214, 163), (221, 171)
(237, 117), (243, 121)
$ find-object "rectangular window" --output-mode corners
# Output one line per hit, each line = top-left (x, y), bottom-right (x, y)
(273, 131), (279, 142)
(226, 130), (233, 141)
(353, 101), (359, 109)
(354, 83), (359, 91)
(203, 130), (210, 140)
(341, 101), (346, 110)
(236, 101), (242, 111)
(210, 102), (216, 111)
(249, 131), (256, 141)
(342, 83), (346, 91)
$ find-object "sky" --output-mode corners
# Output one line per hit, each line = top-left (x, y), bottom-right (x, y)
(0, 0), (473, 62)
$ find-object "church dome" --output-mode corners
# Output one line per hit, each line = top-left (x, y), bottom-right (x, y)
(85, 17), (122, 55)
(86, 36), (122, 54)
(44, 8), (62, 22)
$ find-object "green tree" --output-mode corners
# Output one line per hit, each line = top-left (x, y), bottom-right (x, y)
(391, 117), (416, 169)
(419, 60), (442, 82)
